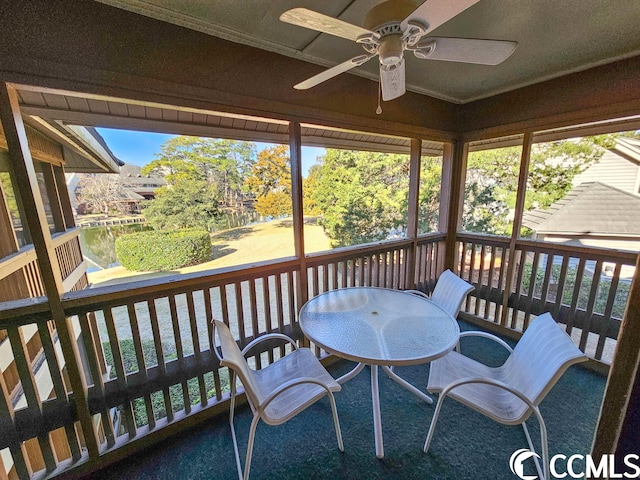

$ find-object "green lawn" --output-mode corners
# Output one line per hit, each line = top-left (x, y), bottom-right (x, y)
(87, 218), (331, 287)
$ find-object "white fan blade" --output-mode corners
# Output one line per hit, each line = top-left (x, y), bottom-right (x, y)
(280, 8), (375, 42)
(294, 54), (375, 90)
(401, 0), (480, 35)
(417, 37), (517, 65)
(380, 60), (406, 101)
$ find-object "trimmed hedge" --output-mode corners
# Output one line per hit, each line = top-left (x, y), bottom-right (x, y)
(115, 229), (211, 271)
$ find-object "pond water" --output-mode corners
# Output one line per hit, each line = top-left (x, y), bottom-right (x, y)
(79, 210), (263, 271)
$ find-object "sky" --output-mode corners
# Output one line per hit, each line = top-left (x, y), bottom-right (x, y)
(96, 127), (324, 177)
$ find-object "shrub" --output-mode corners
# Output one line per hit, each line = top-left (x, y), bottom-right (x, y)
(115, 229), (211, 271)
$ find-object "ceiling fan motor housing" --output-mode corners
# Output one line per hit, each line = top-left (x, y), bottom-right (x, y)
(378, 35), (404, 65)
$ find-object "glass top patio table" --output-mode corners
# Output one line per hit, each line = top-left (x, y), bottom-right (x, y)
(299, 287), (459, 366)
(299, 287), (460, 458)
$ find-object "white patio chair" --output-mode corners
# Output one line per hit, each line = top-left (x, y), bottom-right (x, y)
(406, 269), (474, 318)
(423, 312), (587, 480)
(211, 320), (344, 480)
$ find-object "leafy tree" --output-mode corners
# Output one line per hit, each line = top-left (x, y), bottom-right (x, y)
(463, 136), (608, 235)
(302, 165), (322, 217)
(307, 149), (410, 247)
(142, 137), (256, 208)
(142, 179), (222, 231)
(244, 145), (292, 217)
(417, 156), (442, 233)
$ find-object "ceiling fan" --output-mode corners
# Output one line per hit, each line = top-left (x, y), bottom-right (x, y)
(280, 0), (517, 101)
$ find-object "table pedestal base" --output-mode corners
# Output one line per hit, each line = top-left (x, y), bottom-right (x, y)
(337, 362), (432, 458)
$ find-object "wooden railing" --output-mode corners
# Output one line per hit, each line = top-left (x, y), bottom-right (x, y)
(0, 228), (87, 302)
(52, 228), (88, 292)
(454, 232), (637, 363)
(0, 232), (634, 479)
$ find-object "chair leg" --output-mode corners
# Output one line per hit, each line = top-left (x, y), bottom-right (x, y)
(327, 392), (344, 452)
(522, 412), (549, 480)
(243, 415), (261, 480)
(228, 375), (244, 480)
(423, 394), (446, 453)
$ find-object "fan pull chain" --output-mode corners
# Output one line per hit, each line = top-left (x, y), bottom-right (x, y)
(376, 79), (382, 115)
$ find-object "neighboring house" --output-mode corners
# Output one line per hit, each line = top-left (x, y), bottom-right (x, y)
(70, 164), (166, 215)
(523, 137), (640, 278)
(523, 182), (640, 252)
(571, 137), (640, 195)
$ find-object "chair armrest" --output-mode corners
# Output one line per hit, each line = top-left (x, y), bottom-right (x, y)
(404, 289), (430, 299)
(241, 333), (298, 357)
(456, 331), (514, 354)
(258, 376), (336, 415)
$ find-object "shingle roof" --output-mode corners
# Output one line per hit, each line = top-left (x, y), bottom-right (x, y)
(522, 182), (640, 237)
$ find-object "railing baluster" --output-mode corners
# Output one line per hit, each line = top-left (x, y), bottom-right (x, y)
(0, 361), (31, 479)
(579, 260), (603, 353)
(8, 443), (31, 480)
(147, 300), (172, 423)
(312, 265), (319, 297)
(553, 256), (570, 321)
(234, 282), (246, 344)
(103, 308), (136, 439)
(475, 244), (487, 316)
(483, 245), (495, 320)
(523, 251), (540, 329)
(37, 434), (56, 473)
(169, 295), (190, 415)
(539, 253), (554, 314)
(287, 271), (296, 331)
(595, 263), (622, 360)
(566, 258), (587, 336)
(126, 304), (155, 430)
(7, 326), (41, 410)
(77, 312), (115, 447)
(510, 248), (527, 330)
(204, 287), (214, 352)
(466, 243), (477, 312)
(248, 281), (260, 368)
(275, 273), (285, 357)
(458, 241), (467, 286)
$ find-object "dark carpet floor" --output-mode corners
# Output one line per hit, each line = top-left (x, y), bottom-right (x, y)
(88, 322), (606, 480)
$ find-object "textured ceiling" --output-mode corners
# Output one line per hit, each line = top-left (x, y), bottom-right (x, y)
(95, 1), (640, 103)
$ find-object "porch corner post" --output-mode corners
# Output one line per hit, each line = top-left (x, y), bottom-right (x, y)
(288, 122), (308, 337)
(405, 138), (422, 289)
(591, 252), (640, 468)
(500, 132), (533, 326)
(442, 139), (467, 273)
(0, 83), (100, 458)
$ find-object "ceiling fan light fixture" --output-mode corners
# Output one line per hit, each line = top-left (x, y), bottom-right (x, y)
(380, 59), (406, 101)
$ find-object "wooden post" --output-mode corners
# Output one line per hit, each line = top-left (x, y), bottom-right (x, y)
(500, 132), (533, 326)
(41, 162), (66, 232)
(0, 83), (99, 458)
(53, 165), (76, 228)
(0, 173), (20, 257)
(405, 138), (421, 289)
(289, 122), (308, 321)
(442, 140), (467, 273)
(591, 253), (640, 463)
